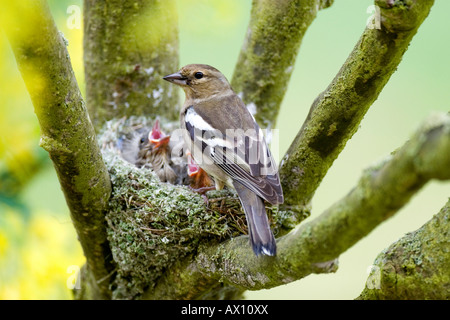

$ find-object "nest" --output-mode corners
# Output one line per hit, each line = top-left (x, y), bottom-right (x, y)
(98, 116), (296, 299)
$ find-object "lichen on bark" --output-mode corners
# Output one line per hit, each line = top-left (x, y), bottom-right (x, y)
(358, 200), (450, 300)
(84, 0), (180, 130)
(280, 0), (436, 209)
(231, 0), (334, 129)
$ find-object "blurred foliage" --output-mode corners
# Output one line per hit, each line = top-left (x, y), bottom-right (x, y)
(177, 0), (246, 36)
(0, 0), (84, 299)
(0, 34), (43, 200)
(0, 207), (84, 299)
(0, 0), (84, 199)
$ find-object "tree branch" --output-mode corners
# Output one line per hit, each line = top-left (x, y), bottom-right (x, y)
(146, 112), (450, 298)
(358, 199), (450, 300)
(83, 0), (179, 130)
(231, 0), (334, 128)
(0, 0), (113, 299)
(280, 0), (435, 209)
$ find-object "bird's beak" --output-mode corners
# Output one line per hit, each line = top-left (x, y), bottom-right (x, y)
(150, 135), (171, 150)
(149, 119), (171, 149)
(186, 152), (200, 176)
(149, 119), (163, 140)
(163, 72), (187, 86)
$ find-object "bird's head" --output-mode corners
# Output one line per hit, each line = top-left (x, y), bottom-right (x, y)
(163, 64), (232, 99)
(148, 119), (170, 150)
(186, 151), (200, 177)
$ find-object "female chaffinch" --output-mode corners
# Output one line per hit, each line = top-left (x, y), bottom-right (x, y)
(163, 64), (284, 256)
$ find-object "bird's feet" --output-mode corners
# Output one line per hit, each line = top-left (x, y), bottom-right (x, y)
(188, 185), (216, 205)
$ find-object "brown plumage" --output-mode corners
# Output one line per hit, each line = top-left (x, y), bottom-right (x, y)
(136, 120), (177, 184)
(186, 151), (214, 193)
(163, 64), (284, 256)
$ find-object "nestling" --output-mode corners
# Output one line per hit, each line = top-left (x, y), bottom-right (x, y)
(186, 151), (214, 193)
(136, 119), (177, 184)
(163, 64), (284, 256)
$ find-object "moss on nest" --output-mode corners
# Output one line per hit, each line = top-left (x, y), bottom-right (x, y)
(104, 151), (242, 299)
(98, 117), (294, 299)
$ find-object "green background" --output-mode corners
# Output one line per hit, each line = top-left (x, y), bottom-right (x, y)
(0, 0), (448, 299)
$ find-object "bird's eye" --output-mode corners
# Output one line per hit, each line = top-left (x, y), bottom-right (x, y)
(194, 72), (203, 79)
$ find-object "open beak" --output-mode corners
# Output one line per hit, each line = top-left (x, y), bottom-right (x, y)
(150, 135), (171, 150)
(163, 72), (187, 86)
(148, 119), (170, 149)
(186, 152), (200, 177)
(149, 119), (163, 140)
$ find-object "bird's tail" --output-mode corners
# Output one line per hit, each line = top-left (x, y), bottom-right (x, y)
(233, 181), (276, 256)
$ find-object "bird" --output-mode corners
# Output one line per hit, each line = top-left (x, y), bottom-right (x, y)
(136, 119), (178, 184)
(163, 64), (284, 256)
(166, 126), (191, 186)
(186, 151), (215, 193)
(117, 126), (149, 165)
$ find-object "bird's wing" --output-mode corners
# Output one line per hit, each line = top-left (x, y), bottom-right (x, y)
(183, 99), (283, 205)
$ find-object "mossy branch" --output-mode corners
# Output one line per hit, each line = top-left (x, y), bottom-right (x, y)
(145, 112), (450, 298)
(83, 0), (179, 130)
(231, 0), (334, 128)
(280, 0), (435, 209)
(358, 200), (450, 300)
(94, 116), (308, 299)
(0, 0), (113, 299)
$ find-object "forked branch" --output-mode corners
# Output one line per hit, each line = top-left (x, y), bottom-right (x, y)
(146, 112), (450, 298)
(280, 0), (435, 209)
(231, 0), (334, 128)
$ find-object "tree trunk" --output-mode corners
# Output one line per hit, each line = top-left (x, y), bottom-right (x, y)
(84, 0), (179, 130)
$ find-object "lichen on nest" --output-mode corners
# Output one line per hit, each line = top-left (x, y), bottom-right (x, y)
(98, 116), (293, 299)
(96, 117), (243, 299)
